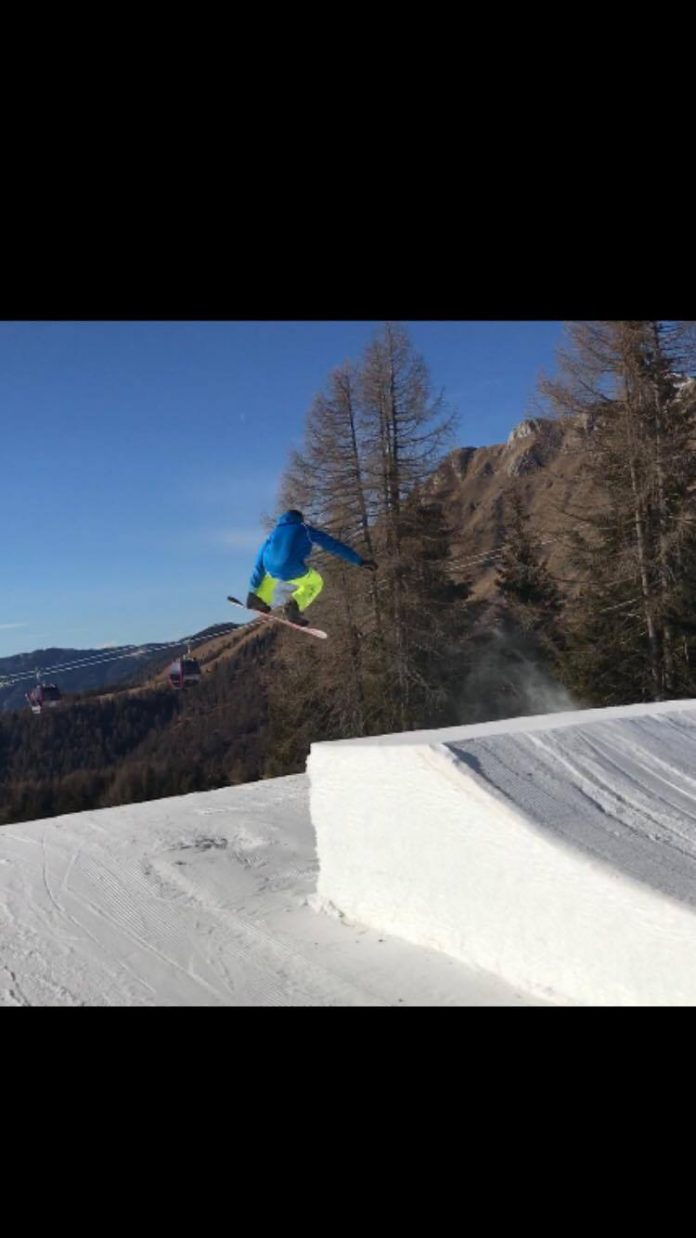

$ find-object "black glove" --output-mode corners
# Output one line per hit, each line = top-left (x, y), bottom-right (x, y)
(360, 559), (378, 571)
(246, 592), (271, 613)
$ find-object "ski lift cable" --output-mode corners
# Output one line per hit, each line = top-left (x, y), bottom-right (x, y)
(451, 534), (557, 571)
(449, 506), (677, 573)
(596, 596), (642, 614)
(0, 624), (240, 687)
(1, 626), (237, 686)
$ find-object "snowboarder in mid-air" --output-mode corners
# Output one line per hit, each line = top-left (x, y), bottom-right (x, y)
(245, 510), (377, 626)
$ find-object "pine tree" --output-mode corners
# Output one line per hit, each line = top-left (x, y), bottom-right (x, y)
(275, 322), (472, 740)
(358, 322), (462, 729)
(278, 361), (378, 735)
(539, 320), (696, 703)
(496, 489), (563, 646)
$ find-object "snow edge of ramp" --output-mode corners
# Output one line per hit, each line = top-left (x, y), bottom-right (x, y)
(308, 736), (696, 1006)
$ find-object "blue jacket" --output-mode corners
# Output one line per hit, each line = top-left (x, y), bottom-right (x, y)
(250, 511), (364, 589)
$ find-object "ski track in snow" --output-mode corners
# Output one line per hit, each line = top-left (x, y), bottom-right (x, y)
(446, 711), (696, 904)
(0, 775), (539, 1006)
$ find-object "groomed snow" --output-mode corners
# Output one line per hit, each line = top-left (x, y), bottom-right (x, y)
(0, 775), (543, 1006)
(309, 699), (696, 1006)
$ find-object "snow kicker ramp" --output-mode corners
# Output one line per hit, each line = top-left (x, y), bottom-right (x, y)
(309, 700), (696, 1005)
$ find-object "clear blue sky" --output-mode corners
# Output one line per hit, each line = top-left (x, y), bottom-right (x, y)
(0, 320), (563, 657)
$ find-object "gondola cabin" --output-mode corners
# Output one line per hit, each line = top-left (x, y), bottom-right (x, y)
(26, 683), (62, 714)
(168, 657), (202, 689)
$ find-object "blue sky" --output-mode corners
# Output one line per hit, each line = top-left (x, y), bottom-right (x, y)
(0, 320), (563, 656)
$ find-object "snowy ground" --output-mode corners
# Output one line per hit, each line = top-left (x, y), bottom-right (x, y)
(311, 700), (696, 1005)
(0, 774), (545, 1007)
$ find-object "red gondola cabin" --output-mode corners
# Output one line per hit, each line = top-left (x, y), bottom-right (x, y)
(26, 683), (62, 714)
(167, 657), (202, 689)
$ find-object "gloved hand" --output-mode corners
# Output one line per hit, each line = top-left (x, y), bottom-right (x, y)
(246, 592), (271, 613)
(360, 559), (378, 571)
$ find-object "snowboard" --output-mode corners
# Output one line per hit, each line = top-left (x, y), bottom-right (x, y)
(227, 597), (328, 640)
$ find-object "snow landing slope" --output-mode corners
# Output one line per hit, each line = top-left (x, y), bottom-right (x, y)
(309, 699), (696, 1006)
(0, 775), (541, 1007)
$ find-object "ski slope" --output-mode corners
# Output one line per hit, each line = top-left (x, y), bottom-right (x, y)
(0, 775), (542, 1007)
(7, 699), (696, 1006)
(310, 699), (696, 1006)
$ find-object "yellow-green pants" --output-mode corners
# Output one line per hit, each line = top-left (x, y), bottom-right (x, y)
(255, 567), (324, 612)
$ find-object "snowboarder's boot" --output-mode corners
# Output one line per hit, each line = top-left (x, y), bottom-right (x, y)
(246, 592), (271, 613)
(282, 598), (309, 626)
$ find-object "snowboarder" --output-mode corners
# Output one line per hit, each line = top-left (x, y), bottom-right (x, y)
(246, 510), (377, 626)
